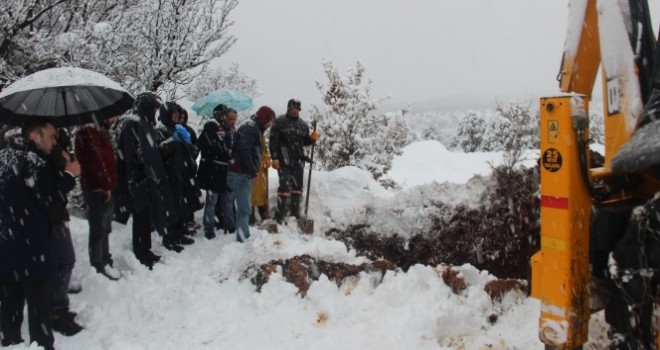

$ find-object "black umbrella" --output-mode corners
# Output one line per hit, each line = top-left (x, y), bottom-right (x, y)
(0, 67), (134, 127)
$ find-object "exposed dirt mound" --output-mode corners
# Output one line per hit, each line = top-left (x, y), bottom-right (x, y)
(249, 254), (397, 297)
(327, 166), (540, 280)
(249, 255), (527, 309)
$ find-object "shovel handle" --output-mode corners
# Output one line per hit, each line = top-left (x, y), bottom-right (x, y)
(304, 121), (317, 217)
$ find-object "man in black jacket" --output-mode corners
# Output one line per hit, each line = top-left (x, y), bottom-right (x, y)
(155, 101), (199, 250)
(48, 129), (85, 335)
(114, 92), (177, 268)
(197, 104), (236, 239)
(227, 106), (275, 242)
(0, 118), (79, 350)
(269, 99), (318, 223)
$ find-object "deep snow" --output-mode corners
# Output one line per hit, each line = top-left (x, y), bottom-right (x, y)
(6, 140), (616, 350)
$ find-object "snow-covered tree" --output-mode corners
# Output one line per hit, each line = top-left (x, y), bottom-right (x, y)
(122, 0), (238, 97)
(450, 102), (539, 159)
(1, 0), (239, 99)
(589, 108), (605, 145)
(495, 101), (539, 171)
(450, 112), (488, 152)
(310, 60), (412, 181)
(0, 0), (69, 84)
(185, 62), (259, 101)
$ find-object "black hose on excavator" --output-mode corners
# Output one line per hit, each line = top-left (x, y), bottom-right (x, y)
(575, 128), (610, 202)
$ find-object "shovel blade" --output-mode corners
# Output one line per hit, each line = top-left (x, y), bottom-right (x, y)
(297, 217), (314, 234)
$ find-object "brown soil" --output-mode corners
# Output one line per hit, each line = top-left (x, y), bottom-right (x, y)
(248, 165), (538, 303)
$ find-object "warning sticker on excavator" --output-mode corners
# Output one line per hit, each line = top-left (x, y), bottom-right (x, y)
(542, 148), (562, 172)
(548, 120), (558, 144)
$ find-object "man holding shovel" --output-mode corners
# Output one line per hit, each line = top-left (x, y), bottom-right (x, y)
(270, 99), (318, 225)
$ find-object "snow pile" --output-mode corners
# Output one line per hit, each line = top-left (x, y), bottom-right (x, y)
(388, 140), (538, 188)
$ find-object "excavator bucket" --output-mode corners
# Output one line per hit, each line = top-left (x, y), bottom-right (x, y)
(610, 13), (660, 174)
(599, 0), (658, 172)
(610, 92), (660, 173)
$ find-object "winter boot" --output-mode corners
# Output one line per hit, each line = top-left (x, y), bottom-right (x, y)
(137, 251), (160, 269)
(290, 195), (302, 219)
(67, 282), (82, 294)
(175, 228), (195, 245)
(163, 235), (184, 253)
(169, 225), (193, 245)
(177, 235), (194, 245)
(96, 265), (121, 281)
(257, 205), (270, 221)
(249, 207), (257, 225)
(52, 309), (83, 336)
(275, 196), (290, 224)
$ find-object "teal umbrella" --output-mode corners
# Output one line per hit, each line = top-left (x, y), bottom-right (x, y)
(191, 89), (253, 116)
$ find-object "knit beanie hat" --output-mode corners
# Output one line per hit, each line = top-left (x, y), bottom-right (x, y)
(255, 106), (276, 127)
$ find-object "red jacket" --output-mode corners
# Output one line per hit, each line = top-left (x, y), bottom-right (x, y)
(74, 124), (118, 191)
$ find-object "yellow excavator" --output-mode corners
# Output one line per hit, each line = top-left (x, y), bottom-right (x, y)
(531, 0), (660, 348)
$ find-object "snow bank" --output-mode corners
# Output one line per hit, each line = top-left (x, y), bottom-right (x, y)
(388, 140), (538, 188)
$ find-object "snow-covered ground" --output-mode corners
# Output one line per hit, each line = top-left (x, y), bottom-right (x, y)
(8, 140), (615, 350)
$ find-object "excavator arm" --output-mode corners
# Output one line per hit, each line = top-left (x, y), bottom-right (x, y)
(532, 0), (660, 348)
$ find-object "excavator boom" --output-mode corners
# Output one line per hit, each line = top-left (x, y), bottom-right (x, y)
(532, 0), (660, 348)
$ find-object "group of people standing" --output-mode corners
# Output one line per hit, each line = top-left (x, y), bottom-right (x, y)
(0, 92), (317, 349)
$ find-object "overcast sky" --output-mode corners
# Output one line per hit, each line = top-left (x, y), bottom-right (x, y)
(219, 0), (660, 113)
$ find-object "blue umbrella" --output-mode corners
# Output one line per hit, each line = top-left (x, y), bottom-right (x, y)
(191, 89), (253, 116)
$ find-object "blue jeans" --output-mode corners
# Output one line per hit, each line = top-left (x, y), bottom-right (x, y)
(203, 190), (236, 234)
(220, 190), (236, 232)
(227, 171), (252, 242)
(203, 191), (219, 234)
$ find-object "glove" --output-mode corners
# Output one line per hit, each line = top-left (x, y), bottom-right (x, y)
(272, 159), (280, 170)
(310, 131), (319, 142)
(174, 124), (192, 144)
(264, 158), (271, 168)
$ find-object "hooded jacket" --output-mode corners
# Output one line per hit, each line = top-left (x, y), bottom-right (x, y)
(155, 102), (202, 216)
(197, 114), (233, 192)
(113, 93), (177, 234)
(229, 115), (267, 178)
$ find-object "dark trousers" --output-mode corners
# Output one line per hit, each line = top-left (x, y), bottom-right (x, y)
(132, 209), (153, 261)
(276, 163), (304, 195)
(167, 221), (186, 240)
(84, 191), (114, 270)
(0, 280), (54, 350)
(51, 222), (75, 313)
(277, 163), (305, 218)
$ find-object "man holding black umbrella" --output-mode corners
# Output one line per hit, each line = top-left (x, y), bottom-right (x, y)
(0, 117), (80, 350)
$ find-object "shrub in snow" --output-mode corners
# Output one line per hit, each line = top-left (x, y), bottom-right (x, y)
(450, 102), (539, 155)
(309, 60), (413, 183)
(328, 165), (540, 281)
(450, 112), (488, 152)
